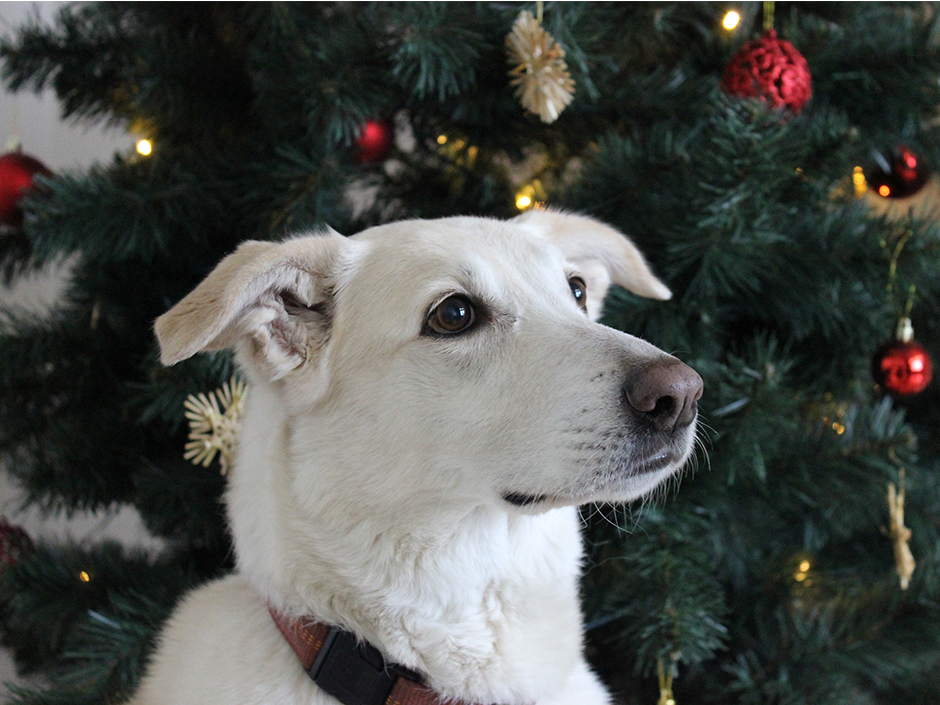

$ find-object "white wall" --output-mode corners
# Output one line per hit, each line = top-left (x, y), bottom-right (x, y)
(0, 1), (132, 169)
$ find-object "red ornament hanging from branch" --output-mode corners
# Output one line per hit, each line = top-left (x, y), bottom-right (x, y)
(721, 29), (812, 114)
(354, 119), (394, 164)
(0, 516), (33, 572)
(868, 147), (930, 200)
(0, 150), (52, 228)
(872, 318), (934, 397)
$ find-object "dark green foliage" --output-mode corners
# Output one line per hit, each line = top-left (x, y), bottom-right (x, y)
(0, 3), (939, 704)
(0, 542), (219, 705)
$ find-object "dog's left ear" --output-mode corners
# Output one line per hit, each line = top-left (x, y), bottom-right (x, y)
(514, 209), (671, 320)
(155, 231), (351, 380)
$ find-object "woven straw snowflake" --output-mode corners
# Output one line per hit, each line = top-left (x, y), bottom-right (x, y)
(184, 376), (247, 475)
(887, 477), (915, 590)
(506, 10), (575, 124)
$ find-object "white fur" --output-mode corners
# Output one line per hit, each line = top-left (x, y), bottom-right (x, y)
(141, 212), (697, 705)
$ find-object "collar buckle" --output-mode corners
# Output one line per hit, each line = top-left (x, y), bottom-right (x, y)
(308, 626), (409, 705)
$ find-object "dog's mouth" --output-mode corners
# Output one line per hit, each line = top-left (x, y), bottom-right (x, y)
(501, 452), (682, 509)
(502, 492), (552, 508)
(631, 451), (675, 475)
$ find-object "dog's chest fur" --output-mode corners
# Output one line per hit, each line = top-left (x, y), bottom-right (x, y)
(134, 510), (593, 705)
(247, 416), (588, 702)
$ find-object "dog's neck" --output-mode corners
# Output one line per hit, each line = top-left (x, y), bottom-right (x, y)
(226, 381), (588, 704)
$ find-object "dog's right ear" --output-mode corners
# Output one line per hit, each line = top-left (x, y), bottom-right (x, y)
(514, 209), (671, 320)
(154, 231), (350, 380)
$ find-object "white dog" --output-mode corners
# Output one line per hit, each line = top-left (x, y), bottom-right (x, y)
(142, 210), (702, 705)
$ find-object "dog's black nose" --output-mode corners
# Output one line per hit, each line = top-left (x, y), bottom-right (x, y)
(624, 359), (703, 433)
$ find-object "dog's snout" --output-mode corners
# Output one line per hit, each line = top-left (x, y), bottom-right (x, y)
(624, 359), (703, 433)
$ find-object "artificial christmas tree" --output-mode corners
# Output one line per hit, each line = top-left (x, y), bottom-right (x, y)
(0, 3), (939, 704)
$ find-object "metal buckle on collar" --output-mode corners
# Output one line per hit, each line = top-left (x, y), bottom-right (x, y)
(308, 627), (421, 705)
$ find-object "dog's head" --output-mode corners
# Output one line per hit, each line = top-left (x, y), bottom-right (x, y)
(155, 211), (701, 515)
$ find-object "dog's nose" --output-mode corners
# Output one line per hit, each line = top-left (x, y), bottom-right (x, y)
(624, 359), (703, 433)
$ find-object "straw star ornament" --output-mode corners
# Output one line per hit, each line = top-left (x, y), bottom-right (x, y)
(184, 376), (247, 475)
(505, 9), (575, 124)
(887, 474), (915, 590)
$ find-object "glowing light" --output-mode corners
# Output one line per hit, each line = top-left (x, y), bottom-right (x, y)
(910, 355), (926, 373)
(723, 10), (741, 30)
(852, 166), (867, 197)
(878, 184), (891, 197)
(794, 558), (812, 583)
(832, 422), (845, 435)
(136, 139), (153, 156)
(79, 571), (91, 582)
(437, 135), (448, 145)
(515, 179), (546, 212)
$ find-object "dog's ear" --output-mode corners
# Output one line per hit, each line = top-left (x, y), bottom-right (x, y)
(154, 231), (349, 380)
(514, 209), (671, 319)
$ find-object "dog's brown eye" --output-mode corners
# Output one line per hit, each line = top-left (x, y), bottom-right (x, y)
(569, 277), (587, 312)
(427, 295), (476, 335)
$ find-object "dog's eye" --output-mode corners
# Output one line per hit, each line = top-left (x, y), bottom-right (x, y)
(569, 277), (587, 312)
(426, 295), (476, 335)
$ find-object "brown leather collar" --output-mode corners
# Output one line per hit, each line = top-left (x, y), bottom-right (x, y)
(269, 606), (469, 705)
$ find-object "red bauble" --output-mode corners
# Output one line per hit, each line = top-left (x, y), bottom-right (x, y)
(721, 29), (812, 114)
(869, 147), (930, 200)
(355, 120), (393, 163)
(0, 517), (32, 571)
(872, 339), (934, 397)
(0, 151), (52, 228)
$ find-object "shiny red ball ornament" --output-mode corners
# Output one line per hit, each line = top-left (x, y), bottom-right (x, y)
(0, 516), (33, 571)
(721, 29), (812, 114)
(354, 120), (394, 163)
(869, 147), (930, 200)
(872, 320), (934, 397)
(0, 151), (52, 228)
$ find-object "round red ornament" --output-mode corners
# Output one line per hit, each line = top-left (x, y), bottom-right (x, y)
(0, 151), (52, 228)
(0, 516), (32, 571)
(872, 319), (934, 397)
(354, 120), (393, 163)
(721, 29), (812, 114)
(869, 147), (930, 200)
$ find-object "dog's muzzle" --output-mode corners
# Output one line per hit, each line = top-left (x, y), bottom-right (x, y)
(502, 356), (702, 509)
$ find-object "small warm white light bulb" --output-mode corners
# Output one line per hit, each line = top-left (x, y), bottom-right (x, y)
(852, 166), (868, 197)
(723, 10), (741, 30)
(136, 139), (153, 156)
(79, 570), (91, 582)
(516, 195), (532, 210)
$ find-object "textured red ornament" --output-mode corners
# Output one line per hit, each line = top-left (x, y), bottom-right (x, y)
(721, 30), (812, 114)
(872, 339), (934, 397)
(0, 517), (33, 571)
(869, 147), (930, 200)
(355, 120), (393, 163)
(0, 151), (52, 228)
